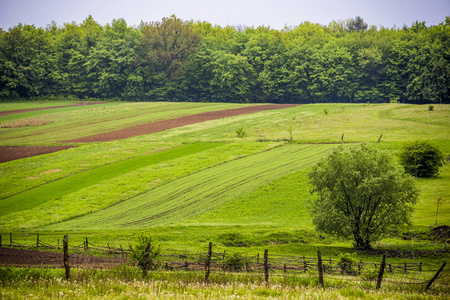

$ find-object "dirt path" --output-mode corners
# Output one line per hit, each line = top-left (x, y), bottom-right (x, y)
(0, 102), (104, 116)
(0, 247), (127, 269)
(61, 104), (300, 143)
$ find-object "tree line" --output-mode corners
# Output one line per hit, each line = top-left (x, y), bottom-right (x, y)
(1, 15), (449, 103)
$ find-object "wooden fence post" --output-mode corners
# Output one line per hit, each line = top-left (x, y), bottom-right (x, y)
(63, 235), (70, 280)
(257, 253), (259, 264)
(10, 232), (12, 247)
(425, 262), (447, 291)
(57, 239), (60, 250)
(205, 242), (212, 284)
(0, 235), (2, 248)
(376, 255), (386, 290)
(264, 249), (269, 286)
(36, 233), (39, 247)
(317, 249), (324, 288)
(142, 242), (150, 279)
(303, 255), (307, 273)
(85, 238), (89, 251)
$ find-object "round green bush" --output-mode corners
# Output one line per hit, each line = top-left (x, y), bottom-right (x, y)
(398, 140), (444, 177)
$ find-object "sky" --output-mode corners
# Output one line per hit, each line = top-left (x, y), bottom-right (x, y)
(0, 0), (449, 30)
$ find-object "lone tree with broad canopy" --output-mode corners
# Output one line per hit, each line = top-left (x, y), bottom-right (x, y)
(308, 144), (419, 249)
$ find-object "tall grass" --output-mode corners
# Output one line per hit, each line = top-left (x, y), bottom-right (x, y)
(1, 266), (448, 299)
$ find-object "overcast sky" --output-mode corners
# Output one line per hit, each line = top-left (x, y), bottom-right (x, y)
(1, 0), (449, 30)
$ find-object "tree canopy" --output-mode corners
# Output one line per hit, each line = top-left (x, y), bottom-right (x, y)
(1, 16), (449, 103)
(308, 145), (419, 249)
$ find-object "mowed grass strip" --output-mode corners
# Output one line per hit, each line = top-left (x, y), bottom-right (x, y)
(52, 144), (335, 229)
(0, 143), (223, 216)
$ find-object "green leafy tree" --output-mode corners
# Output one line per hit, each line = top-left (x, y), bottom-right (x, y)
(346, 16), (368, 32)
(355, 46), (384, 102)
(137, 15), (201, 100)
(308, 145), (419, 249)
(398, 140), (445, 177)
(197, 49), (254, 102)
(85, 18), (140, 99)
(308, 41), (355, 102)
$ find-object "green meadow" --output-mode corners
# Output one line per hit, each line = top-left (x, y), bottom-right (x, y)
(0, 102), (449, 298)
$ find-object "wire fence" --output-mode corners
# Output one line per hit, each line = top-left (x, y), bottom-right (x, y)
(1, 233), (448, 291)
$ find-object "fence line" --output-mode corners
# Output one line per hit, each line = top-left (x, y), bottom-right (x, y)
(1, 233), (448, 291)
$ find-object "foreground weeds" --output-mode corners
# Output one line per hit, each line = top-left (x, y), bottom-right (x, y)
(1, 266), (448, 299)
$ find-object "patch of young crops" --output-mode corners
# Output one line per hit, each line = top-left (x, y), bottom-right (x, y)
(0, 143), (223, 217)
(51, 144), (335, 229)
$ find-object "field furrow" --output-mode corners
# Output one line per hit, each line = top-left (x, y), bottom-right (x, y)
(0, 143), (223, 216)
(50, 144), (334, 229)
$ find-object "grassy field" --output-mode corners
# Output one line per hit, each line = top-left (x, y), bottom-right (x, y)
(0, 101), (449, 298)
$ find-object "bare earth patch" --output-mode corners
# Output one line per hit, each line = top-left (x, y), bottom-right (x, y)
(0, 145), (76, 163)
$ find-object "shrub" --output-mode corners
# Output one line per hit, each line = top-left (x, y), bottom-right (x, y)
(129, 234), (161, 278)
(428, 104), (434, 111)
(337, 253), (358, 275)
(398, 140), (444, 177)
(235, 126), (246, 138)
(223, 252), (248, 272)
(218, 232), (252, 247)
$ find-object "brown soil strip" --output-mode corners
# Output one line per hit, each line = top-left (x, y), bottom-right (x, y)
(0, 145), (76, 163)
(0, 247), (127, 269)
(61, 104), (300, 143)
(0, 102), (104, 116)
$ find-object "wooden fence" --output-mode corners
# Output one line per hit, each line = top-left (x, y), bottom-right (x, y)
(1, 233), (448, 291)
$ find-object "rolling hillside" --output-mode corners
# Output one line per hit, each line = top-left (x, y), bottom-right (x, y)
(0, 102), (449, 253)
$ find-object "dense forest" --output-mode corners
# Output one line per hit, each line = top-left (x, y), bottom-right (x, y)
(0, 15), (449, 103)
